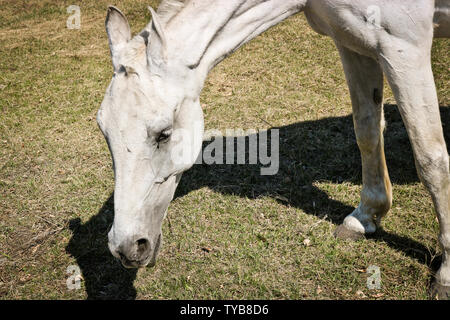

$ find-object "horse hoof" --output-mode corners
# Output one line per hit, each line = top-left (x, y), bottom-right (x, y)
(430, 281), (450, 300)
(334, 224), (365, 241)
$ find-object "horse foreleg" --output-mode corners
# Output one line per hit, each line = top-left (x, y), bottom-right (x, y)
(380, 40), (450, 299)
(334, 45), (392, 240)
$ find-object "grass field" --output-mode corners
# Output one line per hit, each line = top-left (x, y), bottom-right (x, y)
(0, 0), (449, 300)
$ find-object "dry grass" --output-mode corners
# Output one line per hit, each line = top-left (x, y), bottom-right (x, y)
(0, 0), (449, 299)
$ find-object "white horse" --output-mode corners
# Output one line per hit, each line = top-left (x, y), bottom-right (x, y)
(97, 0), (450, 298)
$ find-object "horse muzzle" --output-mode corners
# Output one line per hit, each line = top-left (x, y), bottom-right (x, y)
(108, 231), (162, 269)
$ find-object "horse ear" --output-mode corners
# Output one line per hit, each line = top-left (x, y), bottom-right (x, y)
(105, 6), (131, 70)
(146, 6), (168, 68)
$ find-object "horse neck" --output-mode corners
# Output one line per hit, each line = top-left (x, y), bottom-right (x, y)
(161, 0), (307, 93)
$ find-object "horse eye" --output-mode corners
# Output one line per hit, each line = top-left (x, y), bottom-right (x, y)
(156, 128), (172, 143)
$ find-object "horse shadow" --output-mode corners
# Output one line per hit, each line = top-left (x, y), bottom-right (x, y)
(66, 104), (449, 299)
(66, 196), (138, 300)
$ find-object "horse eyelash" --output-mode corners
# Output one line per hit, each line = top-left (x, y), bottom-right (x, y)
(156, 131), (171, 143)
(153, 129), (172, 149)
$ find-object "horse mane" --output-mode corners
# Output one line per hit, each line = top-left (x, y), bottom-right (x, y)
(156, 0), (187, 25)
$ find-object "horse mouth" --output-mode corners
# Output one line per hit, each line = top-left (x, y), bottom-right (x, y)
(119, 253), (154, 269)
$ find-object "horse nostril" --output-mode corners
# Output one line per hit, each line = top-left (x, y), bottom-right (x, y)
(136, 238), (150, 255)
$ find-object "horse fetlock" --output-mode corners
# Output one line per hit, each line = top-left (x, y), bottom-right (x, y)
(361, 187), (391, 219)
(342, 206), (377, 235)
(431, 281), (450, 300)
(435, 266), (450, 288)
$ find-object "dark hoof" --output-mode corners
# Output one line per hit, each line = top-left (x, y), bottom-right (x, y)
(430, 281), (450, 300)
(334, 224), (365, 241)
